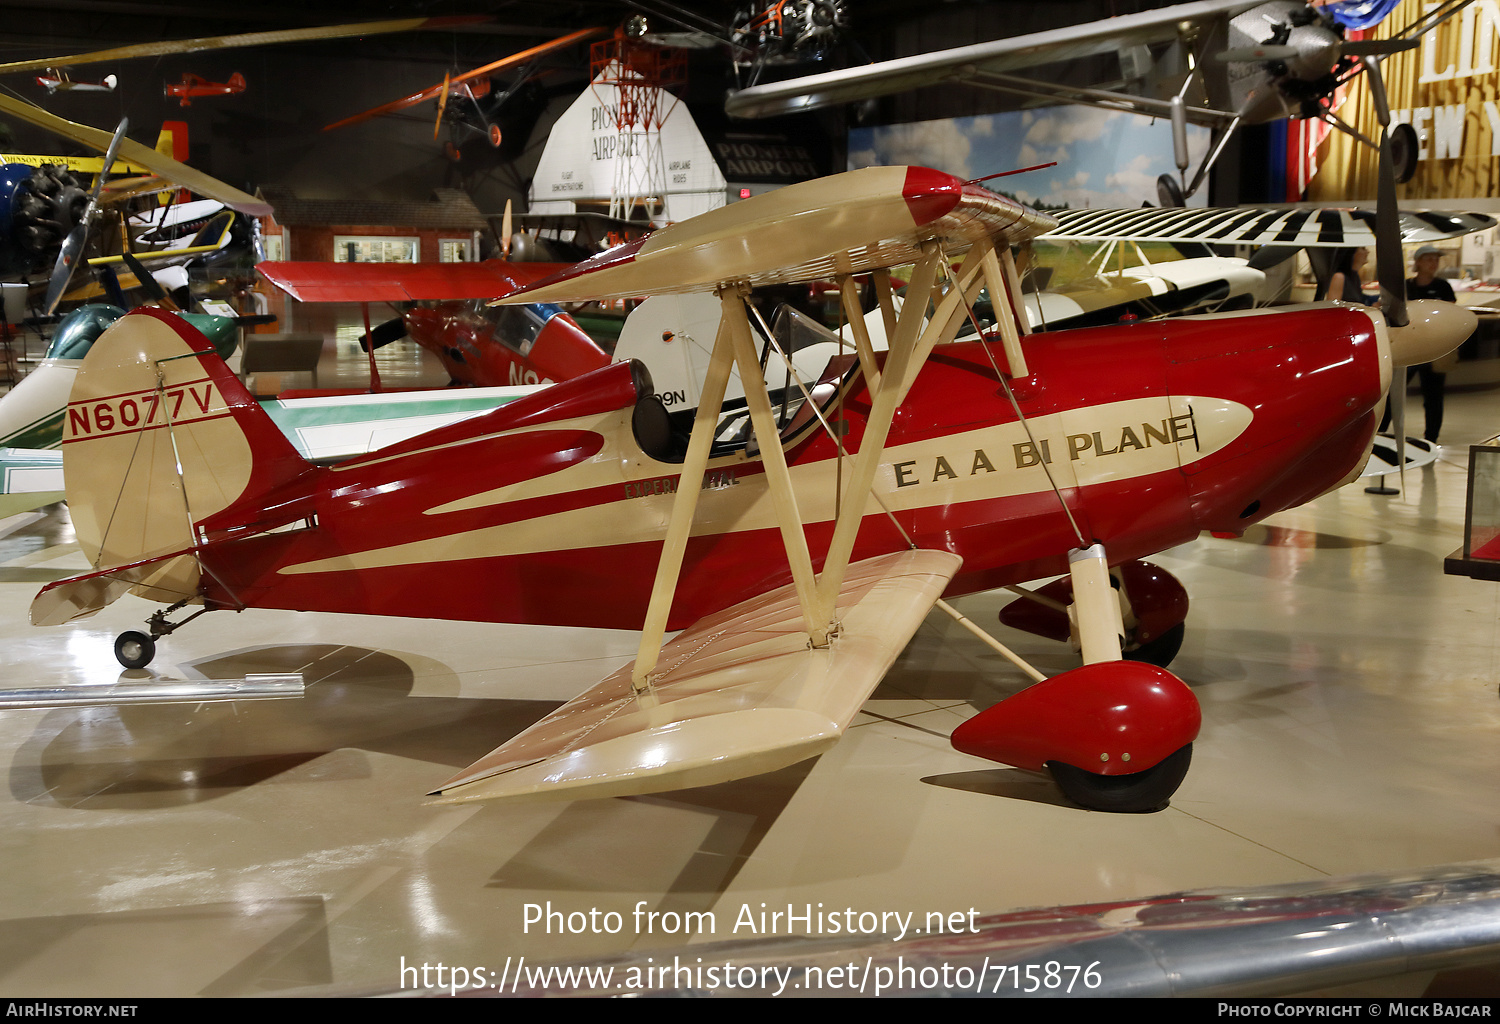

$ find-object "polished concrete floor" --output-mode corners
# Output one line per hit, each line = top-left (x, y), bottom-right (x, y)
(1, 322), (1499, 996)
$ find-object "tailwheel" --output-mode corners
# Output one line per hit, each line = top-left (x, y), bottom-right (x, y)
(1047, 744), (1193, 813)
(112, 599), (214, 671)
(114, 630), (156, 670)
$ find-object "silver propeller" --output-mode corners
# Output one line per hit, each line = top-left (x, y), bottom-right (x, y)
(43, 117), (129, 315)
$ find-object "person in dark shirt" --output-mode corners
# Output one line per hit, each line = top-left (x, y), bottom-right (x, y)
(1327, 246), (1375, 304)
(1407, 245), (1456, 302)
(1381, 246), (1458, 442)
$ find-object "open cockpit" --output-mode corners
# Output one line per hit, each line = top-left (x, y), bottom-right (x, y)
(632, 298), (861, 464)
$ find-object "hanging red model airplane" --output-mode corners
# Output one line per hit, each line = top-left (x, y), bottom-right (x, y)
(164, 72), (246, 107)
(29, 165), (1471, 814)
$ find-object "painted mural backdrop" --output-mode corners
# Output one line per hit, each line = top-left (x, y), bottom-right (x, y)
(1309, 0), (1500, 200)
(849, 107), (1208, 209)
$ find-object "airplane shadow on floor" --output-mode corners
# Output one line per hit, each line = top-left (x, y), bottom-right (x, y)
(10, 643), (561, 810)
(481, 760), (823, 897)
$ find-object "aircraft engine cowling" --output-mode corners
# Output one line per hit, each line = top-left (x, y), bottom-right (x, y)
(1163, 306), (1387, 535)
(0, 163), (88, 274)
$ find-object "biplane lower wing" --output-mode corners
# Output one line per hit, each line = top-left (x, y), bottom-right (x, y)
(428, 549), (962, 805)
(255, 260), (570, 303)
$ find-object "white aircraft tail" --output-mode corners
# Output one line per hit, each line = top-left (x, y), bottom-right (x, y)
(47, 308), (312, 616)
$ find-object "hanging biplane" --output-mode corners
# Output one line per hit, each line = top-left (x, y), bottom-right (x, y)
(724, 0), (1469, 203)
(35, 70), (116, 94)
(28, 164), (1473, 814)
(320, 25), (607, 158)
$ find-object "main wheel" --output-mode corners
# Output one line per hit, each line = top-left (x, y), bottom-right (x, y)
(1390, 123), (1419, 184)
(114, 630), (156, 670)
(1124, 622), (1186, 669)
(1156, 173), (1185, 208)
(1047, 743), (1192, 813)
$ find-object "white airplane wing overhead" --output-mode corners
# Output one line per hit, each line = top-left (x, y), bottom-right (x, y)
(429, 549), (962, 805)
(1042, 207), (1498, 247)
(0, 94), (271, 217)
(724, 0), (1254, 119)
(500, 165), (1056, 303)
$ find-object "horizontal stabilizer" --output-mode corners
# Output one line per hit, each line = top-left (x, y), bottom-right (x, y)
(428, 549), (963, 805)
(31, 545), (200, 626)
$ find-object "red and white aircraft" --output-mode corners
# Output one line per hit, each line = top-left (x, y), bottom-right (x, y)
(255, 260), (609, 388)
(29, 165), (1469, 814)
(35, 70), (116, 94)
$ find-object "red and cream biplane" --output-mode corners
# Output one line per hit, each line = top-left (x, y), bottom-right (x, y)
(28, 165), (1468, 813)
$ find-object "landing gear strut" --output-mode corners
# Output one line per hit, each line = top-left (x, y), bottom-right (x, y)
(999, 559), (1191, 670)
(112, 599), (212, 670)
(954, 551), (1200, 812)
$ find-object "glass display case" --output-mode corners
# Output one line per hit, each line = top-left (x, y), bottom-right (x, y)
(1445, 435), (1500, 580)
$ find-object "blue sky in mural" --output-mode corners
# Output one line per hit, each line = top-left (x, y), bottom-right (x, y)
(849, 107), (1209, 209)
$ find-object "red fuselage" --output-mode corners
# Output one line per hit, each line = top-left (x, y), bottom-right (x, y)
(193, 306), (1384, 631)
(403, 301), (609, 387)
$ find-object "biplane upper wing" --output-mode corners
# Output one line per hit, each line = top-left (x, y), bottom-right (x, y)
(724, 0), (1254, 120)
(1042, 206), (1499, 247)
(0, 94), (271, 217)
(502, 164), (1057, 303)
(255, 260), (569, 303)
(432, 165), (1052, 805)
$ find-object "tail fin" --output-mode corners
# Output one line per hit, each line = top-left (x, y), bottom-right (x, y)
(60, 307), (311, 604)
(155, 121), (189, 205)
(155, 121), (188, 161)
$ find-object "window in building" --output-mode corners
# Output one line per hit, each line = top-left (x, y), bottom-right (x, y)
(333, 235), (419, 263)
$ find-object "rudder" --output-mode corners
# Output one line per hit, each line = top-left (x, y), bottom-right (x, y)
(61, 307), (312, 603)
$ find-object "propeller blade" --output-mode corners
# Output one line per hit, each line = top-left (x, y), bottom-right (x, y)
(360, 316), (408, 352)
(1247, 246), (1301, 271)
(43, 223), (89, 315)
(119, 250), (178, 310)
(1363, 52), (1411, 492)
(1364, 55), (1393, 129)
(1376, 128), (1406, 327)
(502, 199), (513, 260)
(1366, 58), (1407, 328)
(98, 264), (127, 310)
(44, 117), (128, 314)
